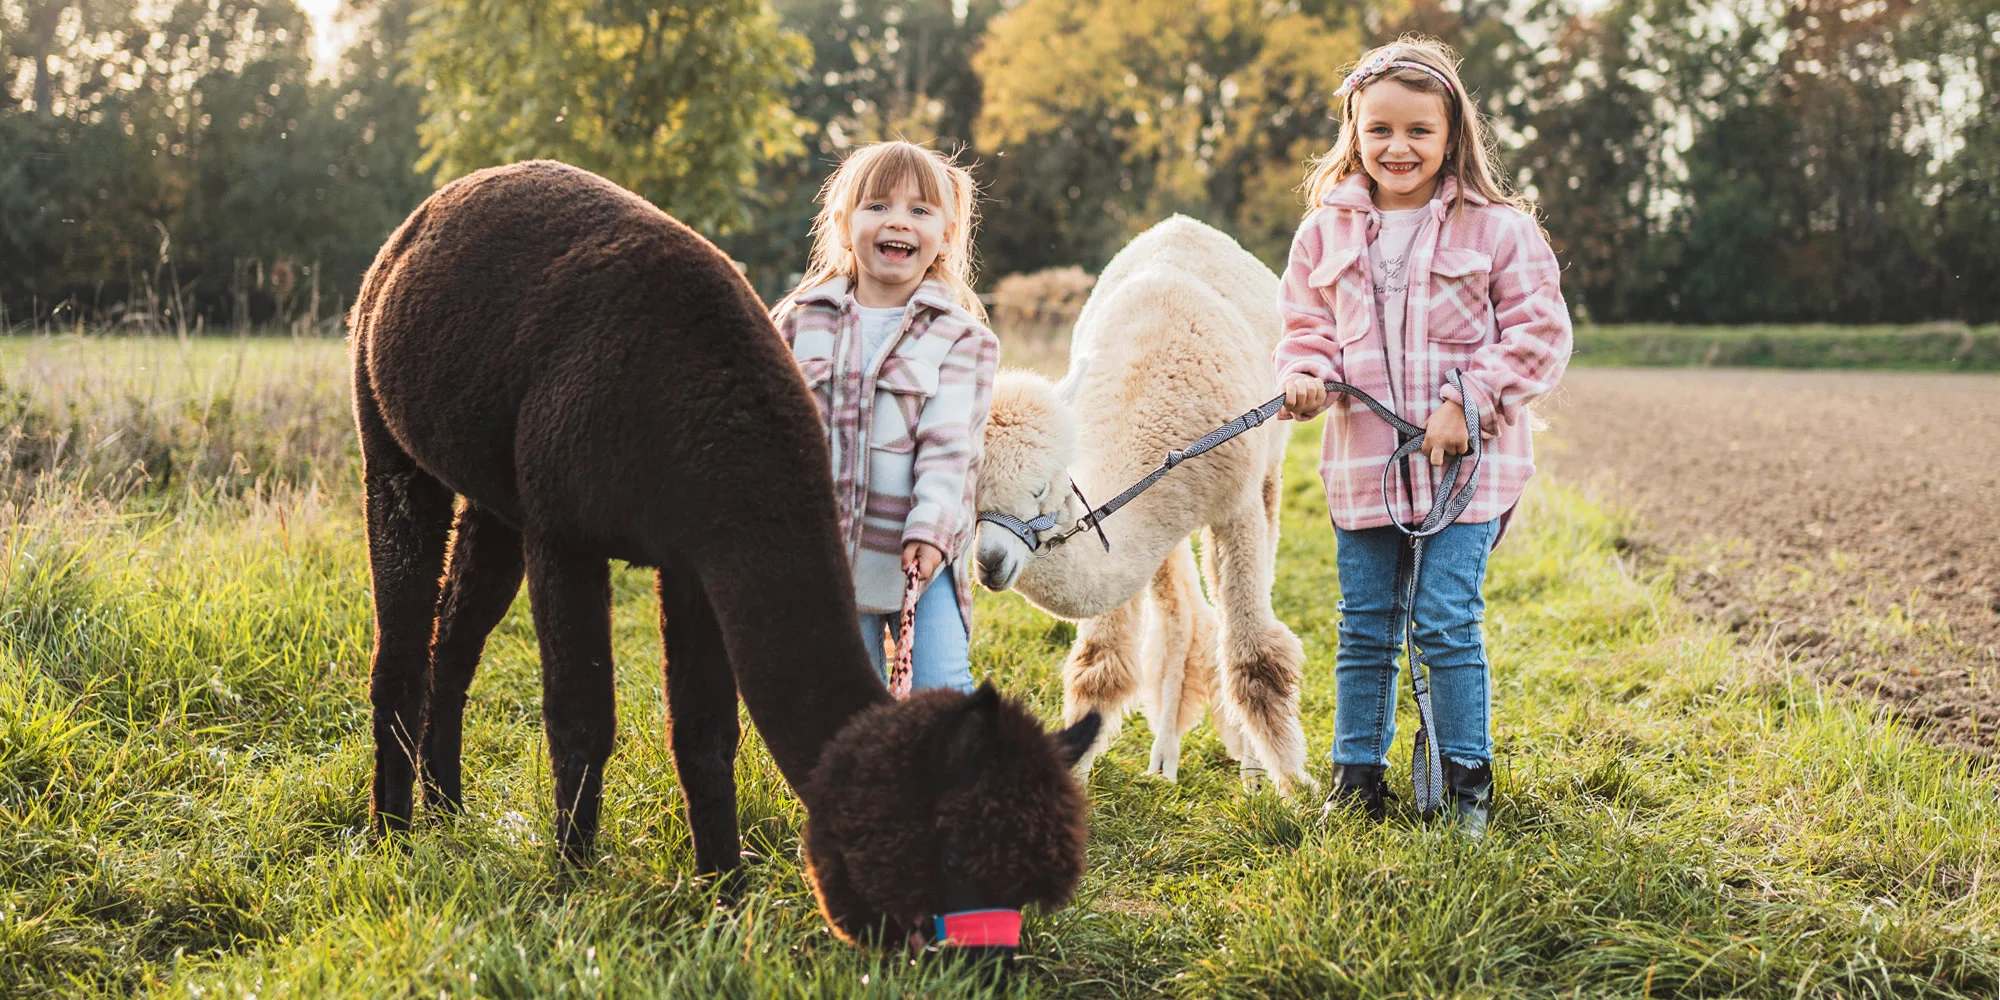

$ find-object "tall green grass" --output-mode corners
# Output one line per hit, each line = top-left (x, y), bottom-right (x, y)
(0, 335), (353, 503)
(1, 338), (1995, 998)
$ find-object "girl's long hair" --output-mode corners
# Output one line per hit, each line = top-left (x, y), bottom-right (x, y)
(777, 141), (985, 321)
(1302, 35), (1525, 217)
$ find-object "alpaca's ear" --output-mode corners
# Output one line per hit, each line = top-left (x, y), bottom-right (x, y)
(937, 683), (1002, 787)
(1051, 712), (1101, 769)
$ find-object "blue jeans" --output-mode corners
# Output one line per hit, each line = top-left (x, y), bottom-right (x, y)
(1332, 518), (1501, 768)
(858, 571), (974, 693)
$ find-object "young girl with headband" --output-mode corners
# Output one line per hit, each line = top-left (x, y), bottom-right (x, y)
(774, 141), (999, 694)
(1273, 36), (1573, 837)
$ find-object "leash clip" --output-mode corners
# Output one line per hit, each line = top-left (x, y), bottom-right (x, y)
(1067, 480), (1112, 551)
(1045, 480), (1112, 552)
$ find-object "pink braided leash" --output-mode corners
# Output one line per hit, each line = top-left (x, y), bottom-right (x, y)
(887, 571), (920, 700)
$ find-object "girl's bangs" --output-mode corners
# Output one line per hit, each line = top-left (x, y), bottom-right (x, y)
(849, 144), (949, 208)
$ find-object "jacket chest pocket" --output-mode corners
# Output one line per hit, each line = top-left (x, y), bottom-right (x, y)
(869, 355), (939, 454)
(795, 355), (835, 422)
(1426, 248), (1493, 345)
(1308, 247), (1371, 350)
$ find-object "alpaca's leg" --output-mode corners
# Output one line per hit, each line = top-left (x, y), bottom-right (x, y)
(1174, 551), (1223, 748)
(358, 370), (455, 837)
(1142, 539), (1216, 782)
(1209, 505), (1313, 798)
(1063, 595), (1145, 778)
(1228, 462), (1290, 779)
(657, 562), (743, 877)
(1263, 457), (1285, 539)
(1138, 559), (1181, 780)
(421, 501), (524, 813)
(523, 532), (616, 864)
(1200, 529), (1255, 777)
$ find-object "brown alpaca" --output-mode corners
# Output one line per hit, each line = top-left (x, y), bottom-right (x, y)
(348, 160), (1100, 949)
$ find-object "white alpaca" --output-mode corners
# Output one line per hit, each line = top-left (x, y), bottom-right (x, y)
(976, 216), (1313, 795)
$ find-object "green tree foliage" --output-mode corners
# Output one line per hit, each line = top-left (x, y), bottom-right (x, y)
(973, 0), (1366, 271)
(0, 0), (132, 117)
(320, 0), (432, 281)
(3, 0), (1998, 325)
(719, 0), (1005, 301)
(1909, 0), (2000, 322)
(404, 0), (808, 237)
(1762, 0), (1930, 322)
(1506, 0), (1689, 321)
(1501, 0), (1986, 322)
(0, 0), (431, 326)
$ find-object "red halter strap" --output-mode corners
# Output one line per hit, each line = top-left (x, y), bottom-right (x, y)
(932, 908), (1023, 948)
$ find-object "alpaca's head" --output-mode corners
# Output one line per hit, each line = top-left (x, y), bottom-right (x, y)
(802, 683), (1098, 960)
(975, 372), (1075, 592)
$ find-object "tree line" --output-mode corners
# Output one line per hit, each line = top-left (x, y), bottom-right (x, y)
(2, 0), (1995, 328)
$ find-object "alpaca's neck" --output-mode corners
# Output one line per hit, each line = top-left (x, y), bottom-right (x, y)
(698, 553), (889, 805)
(1010, 399), (1176, 621)
(1014, 526), (1160, 620)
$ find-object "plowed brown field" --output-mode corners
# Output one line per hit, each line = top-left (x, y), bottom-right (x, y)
(1540, 368), (2000, 757)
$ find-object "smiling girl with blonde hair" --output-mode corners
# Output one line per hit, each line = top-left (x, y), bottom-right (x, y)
(773, 141), (998, 693)
(1274, 36), (1573, 838)
(1299, 37), (1525, 215)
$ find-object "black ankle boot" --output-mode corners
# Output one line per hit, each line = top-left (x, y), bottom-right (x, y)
(1441, 759), (1493, 839)
(1319, 763), (1391, 823)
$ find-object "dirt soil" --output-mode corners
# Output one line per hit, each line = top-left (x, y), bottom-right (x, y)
(1539, 368), (2000, 758)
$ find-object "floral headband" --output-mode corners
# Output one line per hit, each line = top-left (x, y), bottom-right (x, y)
(1333, 47), (1456, 101)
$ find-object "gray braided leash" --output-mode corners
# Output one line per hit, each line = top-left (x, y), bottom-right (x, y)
(1383, 370), (1482, 817)
(974, 370), (1483, 813)
(982, 371), (1480, 548)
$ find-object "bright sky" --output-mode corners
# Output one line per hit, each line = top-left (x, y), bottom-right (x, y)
(298, 0), (350, 76)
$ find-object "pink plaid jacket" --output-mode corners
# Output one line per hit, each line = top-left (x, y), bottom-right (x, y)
(1273, 174), (1572, 534)
(775, 277), (998, 626)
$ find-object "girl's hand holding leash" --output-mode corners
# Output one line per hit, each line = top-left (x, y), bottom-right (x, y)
(902, 540), (944, 583)
(1280, 373), (1330, 420)
(892, 542), (944, 703)
(1424, 398), (1470, 467)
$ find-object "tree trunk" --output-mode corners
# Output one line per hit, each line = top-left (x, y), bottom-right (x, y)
(32, 50), (52, 118)
(27, 0), (70, 118)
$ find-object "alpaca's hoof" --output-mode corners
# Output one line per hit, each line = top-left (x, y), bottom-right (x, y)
(1071, 749), (1101, 782)
(1238, 745), (1269, 792)
(1246, 772), (1309, 800)
(1267, 771), (1300, 802)
(709, 869), (751, 907)
(1144, 734), (1182, 782)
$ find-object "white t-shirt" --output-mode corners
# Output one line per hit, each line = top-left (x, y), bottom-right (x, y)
(853, 302), (911, 612)
(857, 304), (907, 370)
(1369, 207), (1429, 409)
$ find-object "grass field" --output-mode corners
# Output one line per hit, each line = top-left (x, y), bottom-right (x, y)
(2, 336), (1997, 998)
(1570, 323), (2000, 371)
(0, 335), (353, 503)
(990, 295), (2000, 374)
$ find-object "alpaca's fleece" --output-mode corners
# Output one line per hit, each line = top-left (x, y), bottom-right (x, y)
(974, 375), (1076, 591)
(976, 215), (1313, 793)
(978, 375), (1074, 519)
(804, 687), (1093, 947)
(349, 160), (1098, 950)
